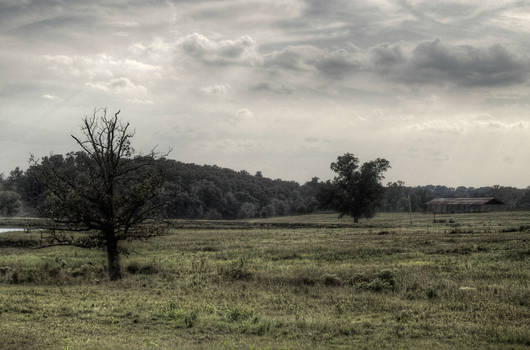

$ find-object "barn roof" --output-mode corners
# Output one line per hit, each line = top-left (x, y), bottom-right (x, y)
(426, 197), (504, 205)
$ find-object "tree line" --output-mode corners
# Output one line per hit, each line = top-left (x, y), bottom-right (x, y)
(380, 181), (530, 212)
(1, 157), (323, 220)
(2, 160), (530, 219)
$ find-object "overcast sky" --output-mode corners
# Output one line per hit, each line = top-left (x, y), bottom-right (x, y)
(1, 0), (530, 187)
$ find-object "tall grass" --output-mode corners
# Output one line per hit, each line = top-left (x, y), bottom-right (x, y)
(0, 211), (528, 349)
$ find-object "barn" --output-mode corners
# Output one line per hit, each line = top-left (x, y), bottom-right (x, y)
(426, 197), (505, 213)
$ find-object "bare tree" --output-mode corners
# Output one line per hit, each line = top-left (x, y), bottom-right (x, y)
(35, 109), (167, 280)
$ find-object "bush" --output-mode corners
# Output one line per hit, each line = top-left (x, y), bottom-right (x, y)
(225, 305), (257, 322)
(352, 270), (396, 292)
(71, 263), (103, 278)
(378, 270), (396, 290)
(126, 261), (159, 275)
(289, 266), (321, 286)
(426, 288), (439, 299)
(217, 258), (252, 281)
(365, 278), (390, 292)
(158, 301), (199, 328)
(322, 273), (342, 286)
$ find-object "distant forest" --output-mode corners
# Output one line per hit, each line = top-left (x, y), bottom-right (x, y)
(1, 155), (530, 218)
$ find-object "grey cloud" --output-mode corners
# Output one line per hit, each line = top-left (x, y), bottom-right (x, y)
(10, 14), (94, 33)
(179, 33), (262, 66)
(378, 39), (530, 87)
(397, 0), (477, 25)
(251, 82), (293, 95)
(262, 38), (528, 87)
(272, 0), (416, 49)
(264, 45), (364, 77)
(189, 1), (288, 20)
(264, 46), (319, 71)
(313, 47), (364, 77)
(0, 0), (175, 52)
(301, 0), (385, 24)
(200, 84), (230, 95)
(371, 44), (406, 69)
(85, 77), (148, 97)
(398, 0), (526, 25)
(271, 0), (530, 59)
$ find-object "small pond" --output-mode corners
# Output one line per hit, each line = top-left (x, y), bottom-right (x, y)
(0, 228), (25, 233)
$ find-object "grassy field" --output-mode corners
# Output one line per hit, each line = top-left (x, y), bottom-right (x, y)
(0, 211), (528, 349)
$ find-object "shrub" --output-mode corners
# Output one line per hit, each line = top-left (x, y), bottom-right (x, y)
(426, 288), (439, 299)
(126, 262), (140, 274)
(126, 261), (159, 275)
(159, 301), (199, 328)
(322, 273), (342, 286)
(71, 263), (103, 278)
(225, 305), (257, 322)
(217, 258), (252, 281)
(353, 270), (396, 292)
(378, 269), (396, 290)
(366, 278), (390, 292)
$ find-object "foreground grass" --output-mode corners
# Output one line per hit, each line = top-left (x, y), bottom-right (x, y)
(0, 212), (528, 349)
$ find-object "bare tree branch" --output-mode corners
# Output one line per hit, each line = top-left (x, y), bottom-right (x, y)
(34, 109), (167, 280)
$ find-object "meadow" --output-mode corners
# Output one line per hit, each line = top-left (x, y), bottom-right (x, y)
(0, 211), (528, 349)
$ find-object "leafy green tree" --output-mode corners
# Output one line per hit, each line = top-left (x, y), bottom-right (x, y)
(328, 153), (390, 223)
(4, 167), (23, 191)
(383, 181), (407, 211)
(0, 191), (22, 216)
(34, 109), (166, 280)
(260, 203), (276, 218)
(516, 187), (530, 210)
(238, 202), (258, 219)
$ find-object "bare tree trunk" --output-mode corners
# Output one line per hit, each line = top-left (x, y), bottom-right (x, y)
(106, 235), (122, 280)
